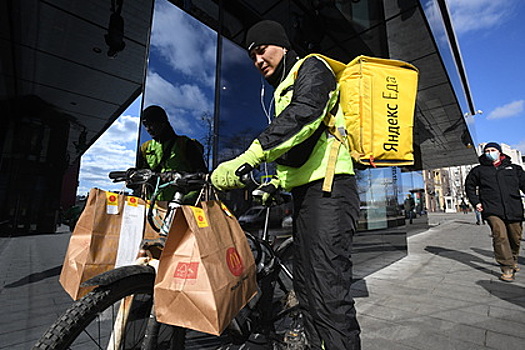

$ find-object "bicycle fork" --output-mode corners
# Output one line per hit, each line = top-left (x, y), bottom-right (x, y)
(104, 257), (166, 350)
(141, 308), (186, 350)
(141, 305), (161, 350)
(107, 295), (135, 350)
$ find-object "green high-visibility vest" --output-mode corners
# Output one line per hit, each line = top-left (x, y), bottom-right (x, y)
(271, 56), (354, 192)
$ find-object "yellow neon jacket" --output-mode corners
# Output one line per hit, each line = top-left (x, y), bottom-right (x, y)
(255, 54), (354, 191)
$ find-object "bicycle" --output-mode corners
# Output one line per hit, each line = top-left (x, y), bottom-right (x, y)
(33, 168), (301, 350)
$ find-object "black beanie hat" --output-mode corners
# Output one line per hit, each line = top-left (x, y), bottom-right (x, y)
(245, 20), (291, 52)
(142, 105), (168, 123)
(483, 142), (502, 152)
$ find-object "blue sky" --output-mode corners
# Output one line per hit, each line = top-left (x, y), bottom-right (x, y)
(449, 0), (525, 150)
(77, 0), (525, 195)
(77, 97), (141, 196)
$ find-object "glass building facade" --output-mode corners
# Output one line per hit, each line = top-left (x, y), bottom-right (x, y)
(139, 0), (441, 232)
(0, 0), (476, 235)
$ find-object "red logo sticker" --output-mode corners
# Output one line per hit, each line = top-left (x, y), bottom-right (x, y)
(226, 248), (244, 276)
(129, 197), (137, 204)
(174, 262), (199, 279)
(109, 195), (117, 202)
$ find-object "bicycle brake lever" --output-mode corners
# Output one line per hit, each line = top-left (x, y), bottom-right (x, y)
(235, 163), (253, 185)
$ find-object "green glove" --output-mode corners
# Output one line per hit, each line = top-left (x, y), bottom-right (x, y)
(211, 140), (264, 191)
(253, 177), (281, 206)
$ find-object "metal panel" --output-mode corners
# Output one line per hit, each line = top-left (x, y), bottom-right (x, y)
(384, 1), (478, 168)
(1, 0), (153, 165)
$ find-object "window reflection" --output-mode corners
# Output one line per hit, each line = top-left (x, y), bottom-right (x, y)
(141, 0), (420, 231)
(140, 0), (217, 168)
(420, 0), (470, 114)
(217, 39), (272, 167)
(356, 167), (405, 230)
(400, 169), (426, 219)
(216, 34), (278, 218)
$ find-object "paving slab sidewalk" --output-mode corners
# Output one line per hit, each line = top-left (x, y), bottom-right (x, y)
(2, 214), (524, 350)
(353, 213), (525, 350)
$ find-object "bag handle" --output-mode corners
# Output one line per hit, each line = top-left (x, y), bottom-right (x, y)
(194, 177), (217, 204)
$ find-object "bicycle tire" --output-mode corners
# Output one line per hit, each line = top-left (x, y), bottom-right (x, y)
(33, 273), (182, 350)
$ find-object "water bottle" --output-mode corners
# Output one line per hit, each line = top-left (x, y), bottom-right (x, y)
(284, 312), (307, 349)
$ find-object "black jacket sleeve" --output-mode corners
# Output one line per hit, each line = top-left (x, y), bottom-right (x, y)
(256, 56), (336, 161)
(465, 167), (480, 207)
(518, 165), (525, 194)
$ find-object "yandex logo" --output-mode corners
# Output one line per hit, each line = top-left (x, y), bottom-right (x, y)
(226, 247), (244, 277)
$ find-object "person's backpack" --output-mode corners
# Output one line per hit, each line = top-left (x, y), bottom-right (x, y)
(307, 54), (419, 191)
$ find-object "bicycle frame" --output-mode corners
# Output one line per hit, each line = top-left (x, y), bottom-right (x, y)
(84, 171), (190, 350)
(37, 168), (299, 349)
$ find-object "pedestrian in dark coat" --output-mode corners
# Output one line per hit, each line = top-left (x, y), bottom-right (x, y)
(465, 142), (525, 281)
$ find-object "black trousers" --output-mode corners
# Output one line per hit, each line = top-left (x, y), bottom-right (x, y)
(291, 175), (361, 350)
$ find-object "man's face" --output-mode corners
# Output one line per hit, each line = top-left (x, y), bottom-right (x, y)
(143, 120), (168, 139)
(249, 45), (286, 78)
(484, 147), (500, 161)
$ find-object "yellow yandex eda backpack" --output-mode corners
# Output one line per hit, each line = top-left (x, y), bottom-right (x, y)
(305, 54), (419, 192)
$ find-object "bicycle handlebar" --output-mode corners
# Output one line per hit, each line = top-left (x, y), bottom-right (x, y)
(236, 163), (290, 207)
(108, 170), (127, 181)
(108, 168), (208, 235)
(109, 168), (207, 194)
(236, 163), (261, 188)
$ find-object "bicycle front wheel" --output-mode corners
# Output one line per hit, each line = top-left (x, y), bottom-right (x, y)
(33, 273), (182, 350)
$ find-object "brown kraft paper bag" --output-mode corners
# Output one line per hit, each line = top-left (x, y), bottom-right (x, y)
(154, 200), (257, 336)
(143, 200), (168, 241)
(60, 188), (146, 300)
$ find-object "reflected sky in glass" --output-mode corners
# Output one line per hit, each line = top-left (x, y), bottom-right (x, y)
(217, 37), (273, 164)
(139, 0), (414, 227)
(141, 0), (217, 165)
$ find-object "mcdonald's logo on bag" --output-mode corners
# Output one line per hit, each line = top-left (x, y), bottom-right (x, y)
(226, 248), (244, 277)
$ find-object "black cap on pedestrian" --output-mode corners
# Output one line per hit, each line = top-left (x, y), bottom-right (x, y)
(245, 20), (291, 52)
(142, 105), (168, 123)
(483, 142), (502, 152)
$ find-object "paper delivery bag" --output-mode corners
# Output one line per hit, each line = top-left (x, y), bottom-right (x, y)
(59, 188), (146, 300)
(154, 200), (257, 336)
